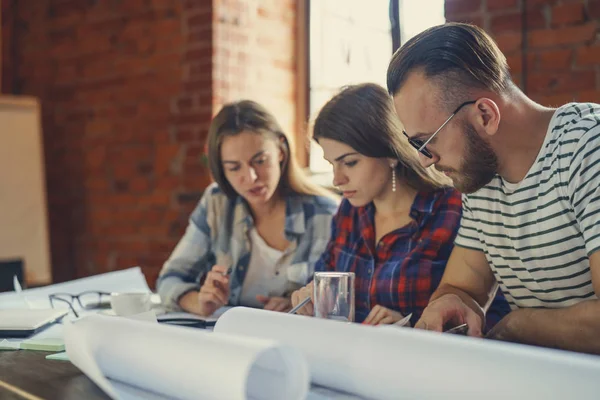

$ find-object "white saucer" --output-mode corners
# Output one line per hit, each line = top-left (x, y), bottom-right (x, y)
(98, 308), (166, 317)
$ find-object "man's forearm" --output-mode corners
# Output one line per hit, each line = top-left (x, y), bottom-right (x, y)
(487, 299), (600, 355)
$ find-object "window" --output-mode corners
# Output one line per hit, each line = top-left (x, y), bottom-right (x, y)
(399, 0), (445, 46)
(307, 0), (445, 174)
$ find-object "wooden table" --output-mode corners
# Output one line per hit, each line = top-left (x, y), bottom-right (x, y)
(0, 351), (109, 400)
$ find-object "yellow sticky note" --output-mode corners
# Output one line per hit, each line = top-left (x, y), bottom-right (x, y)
(20, 338), (65, 352)
(45, 351), (69, 361)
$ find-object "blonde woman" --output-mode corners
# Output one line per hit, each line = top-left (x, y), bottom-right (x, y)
(158, 100), (338, 316)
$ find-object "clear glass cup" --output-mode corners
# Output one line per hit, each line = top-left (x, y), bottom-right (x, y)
(313, 272), (355, 322)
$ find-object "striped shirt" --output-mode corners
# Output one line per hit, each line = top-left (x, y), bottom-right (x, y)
(455, 103), (600, 309)
(157, 182), (339, 310)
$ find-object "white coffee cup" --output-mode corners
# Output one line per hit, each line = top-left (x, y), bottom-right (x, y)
(110, 292), (152, 316)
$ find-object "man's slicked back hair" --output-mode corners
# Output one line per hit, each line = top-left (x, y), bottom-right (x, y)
(387, 23), (512, 110)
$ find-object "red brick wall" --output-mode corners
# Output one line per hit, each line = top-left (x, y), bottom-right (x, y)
(445, 0), (600, 106)
(7, 0), (214, 286)
(1, 0), (15, 92)
(3, 0), (300, 287)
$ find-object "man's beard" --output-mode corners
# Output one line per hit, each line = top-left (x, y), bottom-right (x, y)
(451, 122), (498, 194)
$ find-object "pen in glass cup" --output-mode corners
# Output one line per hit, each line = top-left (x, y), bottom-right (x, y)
(288, 296), (311, 314)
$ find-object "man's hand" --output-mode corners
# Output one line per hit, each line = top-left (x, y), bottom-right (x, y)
(415, 293), (484, 337)
(485, 310), (519, 342)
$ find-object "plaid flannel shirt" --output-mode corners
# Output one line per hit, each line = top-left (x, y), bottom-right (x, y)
(315, 187), (511, 328)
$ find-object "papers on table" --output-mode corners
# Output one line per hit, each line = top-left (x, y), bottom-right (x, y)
(45, 351), (69, 361)
(4, 268), (600, 399)
(0, 267), (152, 346)
(0, 267), (151, 311)
(63, 306), (600, 400)
(64, 314), (309, 400)
(215, 307), (600, 400)
(0, 339), (20, 350)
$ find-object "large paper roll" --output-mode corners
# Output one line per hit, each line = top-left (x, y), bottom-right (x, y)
(64, 314), (309, 400)
(215, 307), (600, 399)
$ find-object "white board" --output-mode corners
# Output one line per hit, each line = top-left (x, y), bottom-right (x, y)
(0, 96), (52, 286)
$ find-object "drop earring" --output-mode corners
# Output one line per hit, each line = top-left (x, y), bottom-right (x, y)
(391, 165), (396, 192)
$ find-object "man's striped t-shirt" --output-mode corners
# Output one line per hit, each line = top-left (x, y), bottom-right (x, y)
(455, 102), (600, 309)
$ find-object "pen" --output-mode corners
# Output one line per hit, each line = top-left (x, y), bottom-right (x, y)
(288, 296), (311, 314)
(217, 254), (232, 277)
(392, 313), (413, 327)
(444, 323), (468, 335)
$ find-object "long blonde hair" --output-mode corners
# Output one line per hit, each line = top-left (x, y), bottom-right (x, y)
(313, 83), (450, 191)
(207, 100), (336, 200)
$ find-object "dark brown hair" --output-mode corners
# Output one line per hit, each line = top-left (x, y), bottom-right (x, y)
(313, 83), (449, 192)
(207, 100), (334, 200)
(387, 23), (512, 110)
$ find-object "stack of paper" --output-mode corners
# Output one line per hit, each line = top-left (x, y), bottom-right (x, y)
(0, 267), (153, 348)
(0, 267), (151, 311)
(0, 339), (20, 350)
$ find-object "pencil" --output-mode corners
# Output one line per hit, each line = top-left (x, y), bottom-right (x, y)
(288, 296), (311, 314)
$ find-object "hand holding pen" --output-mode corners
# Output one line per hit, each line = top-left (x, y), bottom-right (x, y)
(289, 281), (315, 316)
(196, 265), (232, 316)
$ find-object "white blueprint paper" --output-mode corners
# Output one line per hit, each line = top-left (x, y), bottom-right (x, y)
(64, 314), (309, 400)
(215, 307), (600, 400)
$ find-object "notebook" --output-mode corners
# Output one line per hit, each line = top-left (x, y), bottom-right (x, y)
(0, 309), (68, 338)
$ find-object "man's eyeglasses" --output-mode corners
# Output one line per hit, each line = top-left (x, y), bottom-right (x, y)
(48, 291), (111, 318)
(403, 100), (477, 159)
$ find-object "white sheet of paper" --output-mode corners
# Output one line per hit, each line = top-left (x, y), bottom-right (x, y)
(110, 380), (173, 400)
(0, 339), (21, 350)
(0, 267), (152, 348)
(64, 314), (309, 400)
(0, 267), (151, 310)
(123, 310), (157, 323)
(307, 385), (364, 399)
(214, 307), (600, 400)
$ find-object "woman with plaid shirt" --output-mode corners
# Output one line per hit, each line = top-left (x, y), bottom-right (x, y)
(291, 84), (510, 329)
